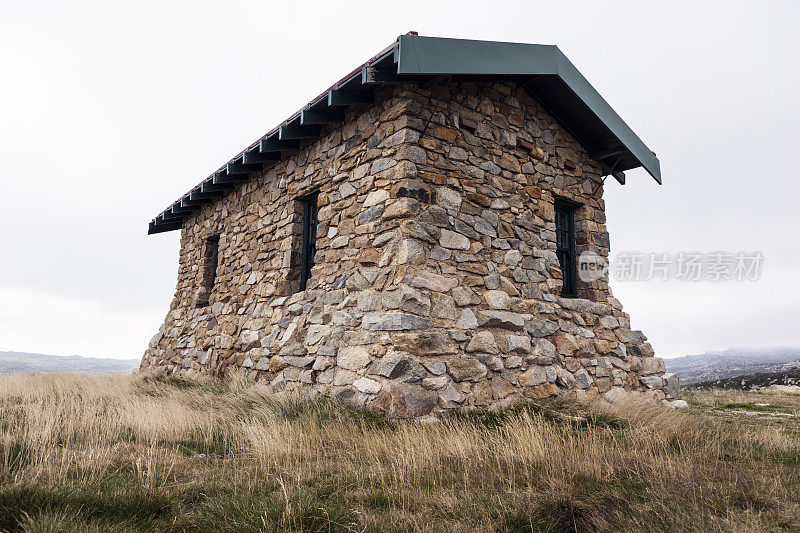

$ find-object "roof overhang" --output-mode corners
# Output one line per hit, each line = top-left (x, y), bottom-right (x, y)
(148, 34), (661, 235)
(395, 35), (661, 184)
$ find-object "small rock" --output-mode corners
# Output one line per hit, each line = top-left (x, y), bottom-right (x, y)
(519, 365), (547, 386)
(456, 308), (478, 329)
(484, 290), (511, 310)
(361, 312), (434, 331)
(574, 368), (594, 389)
(640, 357), (666, 376)
(503, 249), (523, 267)
(421, 376), (449, 390)
(396, 239), (426, 265)
(447, 356), (488, 382)
(554, 334), (580, 355)
(383, 198), (421, 220)
(506, 356), (523, 368)
(239, 330), (260, 350)
(439, 229), (470, 250)
(486, 356), (504, 372)
(439, 381), (466, 404)
(337, 346), (371, 371)
(449, 147), (468, 160)
(466, 331), (498, 353)
(394, 331), (456, 355)
(410, 271), (458, 292)
(526, 318), (559, 338)
(437, 188), (462, 210)
(603, 387), (627, 403)
(491, 375), (516, 399)
(371, 158), (397, 174)
(268, 355), (288, 372)
(524, 383), (559, 399)
(640, 376), (664, 389)
(556, 367), (578, 389)
(423, 361), (447, 375)
(353, 377), (382, 394)
(663, 372), (680, 399)
(363, 189), (390, 207)
(357, 204), (385, 225)
(478, 310), (529, 331)
(371, 353), (411, 378)
(376, 383), (438, 418)
(505, 335), (532, 353)
(668, 399), (689, 410)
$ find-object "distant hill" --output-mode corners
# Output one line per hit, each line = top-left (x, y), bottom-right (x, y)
(0, 351), (139, 375)
(687, 368), (800, 390)
(665, 347), (800, 385)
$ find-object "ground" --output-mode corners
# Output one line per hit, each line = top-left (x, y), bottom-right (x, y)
(0, 372), (798, 532)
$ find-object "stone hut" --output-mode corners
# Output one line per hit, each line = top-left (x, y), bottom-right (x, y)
(142, 34), (678, 416)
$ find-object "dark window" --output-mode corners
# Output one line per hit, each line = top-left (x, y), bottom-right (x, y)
(555, 202), (577, 298)
(198, 235), (219, 306)
(299, 193), (319, 291)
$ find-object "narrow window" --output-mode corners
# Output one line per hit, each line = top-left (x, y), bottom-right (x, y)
(198, 235), (220, 306)
(555, 202), (577, 298)
(299, 193), (319, 291)
(208, 236), (219, 289)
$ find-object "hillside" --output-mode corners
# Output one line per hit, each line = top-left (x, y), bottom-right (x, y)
(688, 368), (800, 390)
(0, 372), (798, 532)
(0, 351), (139, 375)
(665, 347), (800, 384)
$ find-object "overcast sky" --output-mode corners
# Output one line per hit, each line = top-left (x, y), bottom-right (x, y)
(1, 1), (798, 360)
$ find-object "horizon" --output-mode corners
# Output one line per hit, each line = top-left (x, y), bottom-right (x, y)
(4, 345), (800, 362)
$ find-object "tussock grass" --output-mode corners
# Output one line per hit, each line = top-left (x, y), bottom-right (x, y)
(0, 372), (798, 532)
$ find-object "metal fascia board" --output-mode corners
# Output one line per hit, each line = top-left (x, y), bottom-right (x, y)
(397, 35), (558, 76)
(553, 48), (661, 183)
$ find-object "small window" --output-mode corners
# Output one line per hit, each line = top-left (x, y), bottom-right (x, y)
(555, 202), (577, 298)
(299, 193), (319, 291)
(198, 235), (220, 306)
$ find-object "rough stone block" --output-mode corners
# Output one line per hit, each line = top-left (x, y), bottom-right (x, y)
(447, 356), (488, 382)
(361, 312), (435, 331)
(376, 383), (438, 418)
(640, 357), (666, 376)
(337, 346), (371, 371)
(663, 372), (680, 398)
(394, 331), (456, 355)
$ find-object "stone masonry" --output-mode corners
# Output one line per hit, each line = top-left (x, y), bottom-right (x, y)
(142, 81), (678, 417)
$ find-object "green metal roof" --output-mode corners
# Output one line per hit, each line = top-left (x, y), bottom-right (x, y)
(148, 34), (661, 235)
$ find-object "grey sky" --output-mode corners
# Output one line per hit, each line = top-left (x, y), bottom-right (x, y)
(1, 0), (798, 359)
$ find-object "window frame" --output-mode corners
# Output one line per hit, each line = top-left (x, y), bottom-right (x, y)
(198, 234), (220, 307)
(208, 236), (219, 289)
(554, 200), (578, 298)
(299, 192), (319, 292)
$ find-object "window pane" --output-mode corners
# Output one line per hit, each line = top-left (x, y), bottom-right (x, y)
(300, 194), (318, 291)
(198, 235), (220, 307)
(554, 203), (576, 297)
(209, 238), (219, 288)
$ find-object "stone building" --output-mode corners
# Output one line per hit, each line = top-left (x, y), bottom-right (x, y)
(142, 34), (678, 416)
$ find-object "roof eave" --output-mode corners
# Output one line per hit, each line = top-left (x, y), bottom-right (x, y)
(148, 34), (663, 234)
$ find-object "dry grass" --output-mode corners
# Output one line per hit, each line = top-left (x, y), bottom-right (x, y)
(1, 372), (799, 532)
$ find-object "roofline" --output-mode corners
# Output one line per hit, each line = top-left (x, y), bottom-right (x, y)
(395, 35), (661, 183)
(148, 34), (662, 235)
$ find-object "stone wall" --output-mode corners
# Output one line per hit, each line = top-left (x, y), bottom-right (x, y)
(141, 81), (678, 417)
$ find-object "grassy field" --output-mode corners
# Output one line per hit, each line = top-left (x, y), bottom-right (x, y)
(1, 373), (799, 532)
